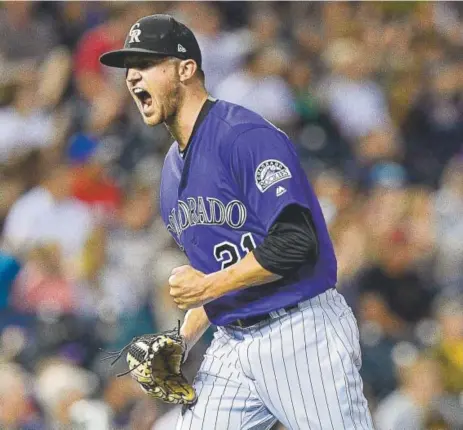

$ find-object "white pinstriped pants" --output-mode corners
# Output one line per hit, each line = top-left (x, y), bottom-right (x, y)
(176, 289), (374, 430)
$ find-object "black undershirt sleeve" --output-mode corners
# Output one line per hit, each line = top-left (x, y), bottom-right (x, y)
(253, 204), (319, 277)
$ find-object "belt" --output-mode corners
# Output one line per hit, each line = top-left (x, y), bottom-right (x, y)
(229, 302), (300, 328)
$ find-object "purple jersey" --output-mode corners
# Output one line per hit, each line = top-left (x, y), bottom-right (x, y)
(160, 99), (337, 326)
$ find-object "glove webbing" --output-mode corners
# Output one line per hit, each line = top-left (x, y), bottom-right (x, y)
(100, 320), (182, 377)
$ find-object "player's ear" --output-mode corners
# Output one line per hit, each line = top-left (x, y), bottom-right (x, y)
(178, 59), (197, 83)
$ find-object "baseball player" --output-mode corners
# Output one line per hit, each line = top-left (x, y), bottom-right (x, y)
(100, 14), (374, 430)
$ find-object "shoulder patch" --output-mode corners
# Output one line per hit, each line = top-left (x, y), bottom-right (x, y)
(255, 159), (292, 192)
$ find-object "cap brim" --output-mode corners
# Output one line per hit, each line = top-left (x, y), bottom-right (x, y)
(99, 48), (168, 68)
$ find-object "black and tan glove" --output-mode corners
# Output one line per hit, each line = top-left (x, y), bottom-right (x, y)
(105, 324), (197, 405)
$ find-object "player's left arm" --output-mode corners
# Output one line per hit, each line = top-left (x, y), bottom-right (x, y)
(169, 126), (320, 310)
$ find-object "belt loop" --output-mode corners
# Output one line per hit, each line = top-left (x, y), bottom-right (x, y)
(269, 311), (279, 319)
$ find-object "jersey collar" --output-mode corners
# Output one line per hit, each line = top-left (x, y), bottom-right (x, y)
(179, 96), (217, 159)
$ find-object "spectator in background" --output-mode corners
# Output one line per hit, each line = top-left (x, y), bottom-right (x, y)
(68, 133), (122, 220)
(357, 210), (434, 324)
(318, 38), (393, 142)
(433, 2), (463, 46)
(246, 4), (283, 49)
(12, 243), (75, 315)
(0, 1), (71, 107)
(362, 179), (409, 256)
(358, 290), (408, 403)
(2, 162), (98, 282)
(430, 296), (463, 394)
(321, 2), (357, 41)
(286, 57), (318, 124)
(0, 147), (46, 230)
(291, 15), (325, 79)
(375, 350), (444, 430)
(0, 2), (58, 65)
(403, 62), (463, 186)
(0, 249), (21, 310)
(329, 205), (369, 294)
(34, 358), (98, 429)
(102, 376), (146, 429)
(98, 181), (160, 349)
(0, 77), (65, 164)
(52, 2), (105, 51)
(0, 362), (45, 430)
(171, 2), (252, 92)
(312, 169), (356, 226)
(354, 131), (404, 184)
(403, 187), (436, 266)
(287, 57), (352, 172)
(215, 46), (296, 128)
(434, 156), (463, 291)
(0, 4), (72, 166)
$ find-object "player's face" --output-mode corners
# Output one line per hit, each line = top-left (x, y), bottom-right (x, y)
(125, 56), (181, 126)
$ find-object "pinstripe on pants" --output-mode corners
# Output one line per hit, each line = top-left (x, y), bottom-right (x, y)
(176, 289), (375, 430)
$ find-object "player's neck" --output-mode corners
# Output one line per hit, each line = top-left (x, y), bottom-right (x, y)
(166, 89), (209, 151)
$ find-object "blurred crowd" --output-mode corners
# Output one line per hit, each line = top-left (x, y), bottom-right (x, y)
(0, 2), (462, 429)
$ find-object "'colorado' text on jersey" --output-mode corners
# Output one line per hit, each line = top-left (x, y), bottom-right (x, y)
(160, 100), (337, 326)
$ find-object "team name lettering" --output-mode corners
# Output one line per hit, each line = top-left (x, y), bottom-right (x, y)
(167, 197), (247, 239)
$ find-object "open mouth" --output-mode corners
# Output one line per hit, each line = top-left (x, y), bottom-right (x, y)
(133, 87), (153, 111)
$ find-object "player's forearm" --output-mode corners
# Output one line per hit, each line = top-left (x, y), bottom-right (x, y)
(206, 205), (317, 299)
(207, 252), (281, 297)
(180, 306), (211, 352)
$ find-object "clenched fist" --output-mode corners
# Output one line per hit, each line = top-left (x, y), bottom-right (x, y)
(169, 265), (215, 310)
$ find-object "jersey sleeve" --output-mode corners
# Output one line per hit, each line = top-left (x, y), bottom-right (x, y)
(227, 126), (312, 231)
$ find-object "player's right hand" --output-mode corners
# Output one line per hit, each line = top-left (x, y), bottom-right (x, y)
(169, 265), (215, 310)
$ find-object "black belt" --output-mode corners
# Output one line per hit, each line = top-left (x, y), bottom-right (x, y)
(229, 302), (300, 328)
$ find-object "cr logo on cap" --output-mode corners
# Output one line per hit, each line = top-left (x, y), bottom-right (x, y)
(128, 23), (142, 44)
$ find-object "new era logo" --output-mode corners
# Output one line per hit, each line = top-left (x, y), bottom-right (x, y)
(177, 44), (187, 53)
(276, 186), (287, 197)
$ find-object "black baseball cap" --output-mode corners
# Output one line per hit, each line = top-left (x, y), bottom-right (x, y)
(99, 14), (202, 69)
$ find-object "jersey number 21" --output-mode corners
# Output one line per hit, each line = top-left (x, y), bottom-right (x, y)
(213, 233), (257, 270)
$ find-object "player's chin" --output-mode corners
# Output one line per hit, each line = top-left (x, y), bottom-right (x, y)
(142, 115), (159, 126)
(141, 111), (161, 126)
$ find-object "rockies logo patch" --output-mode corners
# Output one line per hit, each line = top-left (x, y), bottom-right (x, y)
(255, 159), (292, 192)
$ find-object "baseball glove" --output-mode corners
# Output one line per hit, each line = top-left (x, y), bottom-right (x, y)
(104, 323), (197, 405)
